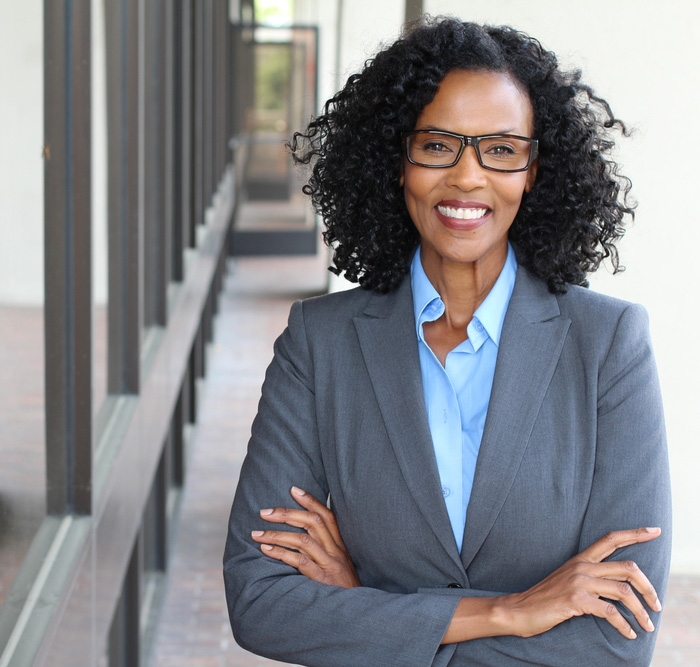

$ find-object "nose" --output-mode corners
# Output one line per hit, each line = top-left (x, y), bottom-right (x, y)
(445, 144), (488, 190)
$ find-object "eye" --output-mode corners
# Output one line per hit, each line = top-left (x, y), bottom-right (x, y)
(406, 132), (462, 165)
(421, 140), (454, 154)
(484, 143), (516, 157)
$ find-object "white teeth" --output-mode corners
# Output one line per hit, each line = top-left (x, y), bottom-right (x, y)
(437, 206), (489, 220)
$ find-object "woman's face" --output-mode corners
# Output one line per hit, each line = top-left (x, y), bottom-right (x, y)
(401, 69), (537, 274)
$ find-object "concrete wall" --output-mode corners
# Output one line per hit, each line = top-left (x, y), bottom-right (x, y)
(300, 0), (700, 575)
(0, 0), (109, 306)
(0, 0), (44, 305)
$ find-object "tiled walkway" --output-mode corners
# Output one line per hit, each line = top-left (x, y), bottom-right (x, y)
(149, 254), (700, 667)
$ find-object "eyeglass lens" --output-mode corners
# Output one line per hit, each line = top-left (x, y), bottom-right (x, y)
(407, 132), (532, 170)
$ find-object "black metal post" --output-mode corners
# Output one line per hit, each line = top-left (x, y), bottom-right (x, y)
(105, 0), (141, 395)
(144, 0), (167, 327)
(43, 0), (93, 515)
(405, 0), (423, 23)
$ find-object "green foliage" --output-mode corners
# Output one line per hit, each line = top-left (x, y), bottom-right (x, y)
(255, 45), (290, 111)
(255, 0), (293, 24)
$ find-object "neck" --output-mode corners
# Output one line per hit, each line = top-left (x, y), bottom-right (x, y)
(420, 244), (507, 331)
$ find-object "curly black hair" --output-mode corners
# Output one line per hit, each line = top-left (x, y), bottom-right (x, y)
(289, 16), (634, 294)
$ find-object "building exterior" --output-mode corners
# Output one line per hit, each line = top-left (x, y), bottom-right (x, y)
(0, 1), (698, 665)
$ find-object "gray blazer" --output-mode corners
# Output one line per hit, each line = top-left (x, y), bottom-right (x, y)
(224, 266), (671, 666)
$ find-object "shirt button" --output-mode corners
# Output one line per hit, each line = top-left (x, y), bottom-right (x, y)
(442, 486), (451, 497)
(475, 322), (484, 332)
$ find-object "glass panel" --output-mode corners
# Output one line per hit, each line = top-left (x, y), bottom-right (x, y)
(92, 0), (109, 421)
(0, 0), (46, 606)
(233, 26), (316, 232)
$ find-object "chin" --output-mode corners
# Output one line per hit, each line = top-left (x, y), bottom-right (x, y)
(435, 237), (506, 265)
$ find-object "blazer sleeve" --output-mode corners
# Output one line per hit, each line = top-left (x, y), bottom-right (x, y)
(430, 303), (673, 666)
(223, 300), (461, 667)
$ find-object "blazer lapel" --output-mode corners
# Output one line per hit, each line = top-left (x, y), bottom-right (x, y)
(460, 268), (571, 570)
(353, 279), (464, 573)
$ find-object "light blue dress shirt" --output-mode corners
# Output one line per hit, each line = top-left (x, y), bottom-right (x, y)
(410, 244), (517, 552)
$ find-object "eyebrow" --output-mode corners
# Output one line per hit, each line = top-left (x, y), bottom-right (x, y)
(416, 125), (519, 135)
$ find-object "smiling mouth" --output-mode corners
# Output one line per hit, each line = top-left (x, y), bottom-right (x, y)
(436, 205), (490, 220)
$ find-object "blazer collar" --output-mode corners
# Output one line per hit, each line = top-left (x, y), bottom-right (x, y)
(354, 268), (571, 577)
(354, 278), (465, 573)
(505, 266), (562, 323)
(460, 268), (570, 570)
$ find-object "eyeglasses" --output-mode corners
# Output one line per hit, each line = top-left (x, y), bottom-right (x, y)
(402, 130), (539, 173)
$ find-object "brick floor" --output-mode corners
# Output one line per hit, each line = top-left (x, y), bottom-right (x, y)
(149, 253), (700, 667)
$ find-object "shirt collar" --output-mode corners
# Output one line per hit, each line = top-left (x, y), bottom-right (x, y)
(410, 243), (518, 347)
(410, 248), (443, 338)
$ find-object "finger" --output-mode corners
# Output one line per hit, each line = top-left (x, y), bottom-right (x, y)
(592, 579), (655, 633)
(251, 529), (333, 567)
(586, 597), (638, 640)
(258, 543), (327, 581)
(580, 528), (661, 563)
(290, 487), (346, 549)
(591, 560), (662, 612)
(260, 506), (340, 554)
(259, 506), (323, 529)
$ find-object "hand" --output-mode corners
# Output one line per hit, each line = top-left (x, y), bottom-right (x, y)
(251, 486), (361, 589)
(502, 527), (663, 639)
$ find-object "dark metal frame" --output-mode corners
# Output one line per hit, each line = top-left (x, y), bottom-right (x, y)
(181, 0), (196, 250)
(193, 1), (205, 233)
(170, 0), (185, 281)
(405, 0), (424, 23)
(203, 1), (214, 219)
(105, 0), (141, 396)
(144, 0), (167, 327)
(107, 537), (141, 667)
(43, 0), (93, 516)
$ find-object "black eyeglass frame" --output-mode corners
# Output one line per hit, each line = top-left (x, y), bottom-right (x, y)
(402, 130), (539, 173)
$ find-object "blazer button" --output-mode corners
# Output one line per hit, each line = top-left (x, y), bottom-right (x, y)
(447, 583), (463, 589)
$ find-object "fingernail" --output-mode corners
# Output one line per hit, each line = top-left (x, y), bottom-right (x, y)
(654, 597), (663, 612)
(251, 530), (264, 537)
(291, 486), (306, 496)
(647, 619), (655, 632)
(260, 508), (273, 516)
(261, 544), (273, 551)
(645, 527), (661, 533)
(629, 629), (637, 639)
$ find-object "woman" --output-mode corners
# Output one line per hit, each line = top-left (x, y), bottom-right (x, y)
(224, 17), (671, 666)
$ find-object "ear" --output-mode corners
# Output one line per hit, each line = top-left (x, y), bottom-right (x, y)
(524, 158), (538, 193)
(399, 166), (405, 188)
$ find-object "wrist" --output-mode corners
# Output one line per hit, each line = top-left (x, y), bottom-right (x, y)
(441, 595), (517, 644)
(491, 593), (521, 637)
